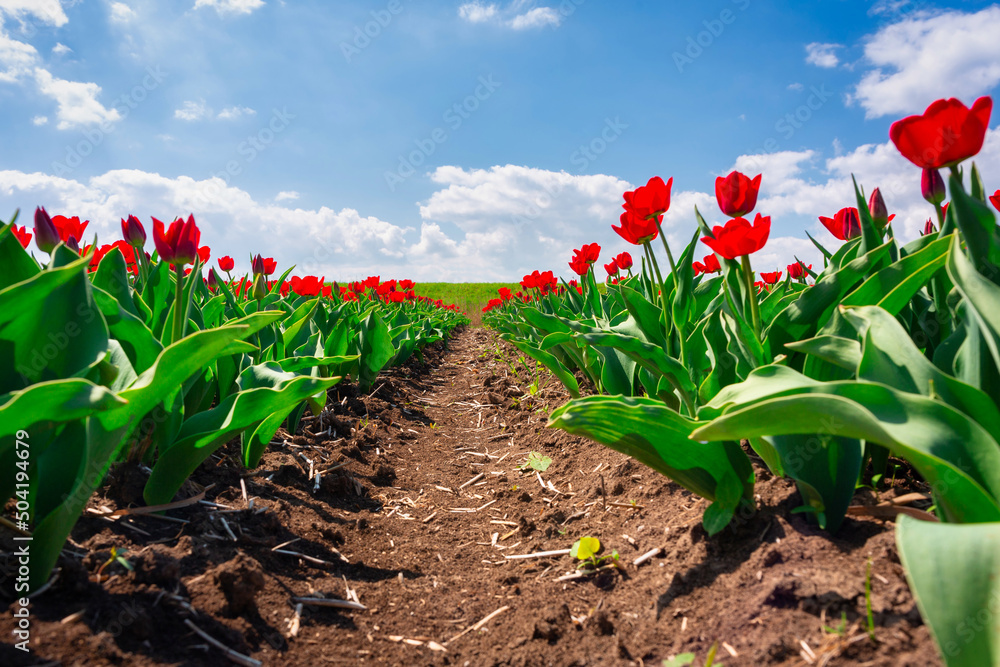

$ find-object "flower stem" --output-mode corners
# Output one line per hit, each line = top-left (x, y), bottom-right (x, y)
(172, 264), (186, 343)
(651, 217), (678, 286)
(740, 254), (762, 340)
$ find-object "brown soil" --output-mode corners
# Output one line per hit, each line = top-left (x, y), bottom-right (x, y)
(1, 327), (941, 666)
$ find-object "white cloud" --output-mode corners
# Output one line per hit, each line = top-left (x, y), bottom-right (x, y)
(193, 0), (265, 17)
(31, 115), (46, 125)
(0, 168), (411, 279)
(787, 82), (804, 92)
(174, 99), (211, 121)
(509, 7), (560, 29)
(851, 6), (1000, 118)
(459, 1), (562, 30)
(458, 2), (497, 23)
(805, 42), (841, 68)
(0, 0), (68, 27)
(217, 105), (255, 120)
(275, 190), (299, 201)
(109, 2), (135, 24)
(0, 25), (38, 83)
(51, 42), (71, 55)
(34, 68), (122, 130)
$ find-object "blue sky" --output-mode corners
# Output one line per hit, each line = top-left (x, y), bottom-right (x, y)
(1, 0), (999, 281)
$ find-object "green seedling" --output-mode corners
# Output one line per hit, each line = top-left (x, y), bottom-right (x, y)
(95, 546), (134, 584)
(570, 536), (620, 573)
(517, 451), (552, 472)
(662, 642), (719, 667)
(865, 559), (876, 642)
(823, 611), (849, 637)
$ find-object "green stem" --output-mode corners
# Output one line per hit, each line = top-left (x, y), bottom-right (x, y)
(651, 217), (678, 287)
(740, 254), (762, 341)
(171, 264), (185, 343)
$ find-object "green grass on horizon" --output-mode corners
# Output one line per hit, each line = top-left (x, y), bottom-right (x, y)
(415, 282), (519, 325)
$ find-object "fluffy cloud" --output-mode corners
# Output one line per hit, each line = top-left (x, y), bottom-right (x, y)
(174, 99), (211, 121)
(0, 0), (68, 26)
(217, 105), (256, 120)
(0, 24), (37, 82)
(851, 6), (1000, 118)
(0, 168), (411, 278)
(275, 190), (299, 201)
(193, 0), (265, 17)
(805, 42), (841, 68)
(109, 2), (135, 24)
(51, 42), (71, 55)
(34, 68), (123, 130)
(458, 1), (563, 30)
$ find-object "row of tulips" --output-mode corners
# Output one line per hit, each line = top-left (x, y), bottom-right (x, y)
(0, 211), (467, 592)
(485, 96), (1000, 667)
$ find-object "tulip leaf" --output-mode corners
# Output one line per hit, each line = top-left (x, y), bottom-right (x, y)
(548, 395), (753, 534)
(896, 517), (1000, 667)
(949, 172), (1000, 280)
(840, 235), (951, 315)
(0, 222), (40, 291)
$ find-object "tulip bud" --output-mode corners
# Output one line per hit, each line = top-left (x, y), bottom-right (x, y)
(251, 253), (265, 276)
(65, 236), (80, 253)
(252, 273), (268, 300)
(921, 219), (936, 236)
(921, 168), (946, 205)
(207, 269), (219, 291)
(121, 215), (146, 247)
(33, 206), (60, 254)
(868, 188), (889, 229)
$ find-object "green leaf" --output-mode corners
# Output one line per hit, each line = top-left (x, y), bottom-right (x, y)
(0, 380), (125, 441)
(896, 517), (1000, 667)
(145, 365), (341, 504)
(570, 536), (600, 560)
(548, 395), (753, 532)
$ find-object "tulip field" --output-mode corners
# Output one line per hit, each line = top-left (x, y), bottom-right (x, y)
(1, 95), (999, 666)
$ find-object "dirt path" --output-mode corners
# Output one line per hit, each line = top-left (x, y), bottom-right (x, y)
(2, 328), (938, 666)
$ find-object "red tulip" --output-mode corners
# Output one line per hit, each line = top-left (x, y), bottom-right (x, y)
(889, 96), (992, 169)
(614, 252), (633, 270)
(197, 246), (211, 264)
(787, 261), (811, 280)
(51, 215), (89, 245)
(867, 188), (891, 229)
(121, 215), (146, 247)
(33, 207), (60, 253)
(613, 208), (660, 245)
(623, 176), (673, 221)
(207, 270), (219, 291)
(701, 213), (771, 260)
(251, 254), (265, 275)
(990, 189), (1000, 213)
(290, 275), (325, 297)
(262, 257), (277, 275)
(819, 207), (861, 241)
(604, 259), (619, 276)
(218, 256), (235, 272)
(112, 239), (136, 265)
(921, 219), (936, 236)
(760, 270), (782, 285)
(921, 168), (946, 205)
(398, 279), (415, 291)
(569, 258), (591, 276)
(572, 242), (601, 265)
(715, 170), (761, 218)
(693, 254), (722, 275)
(11, 224), (31, 248)
(153, 215), (201, 265)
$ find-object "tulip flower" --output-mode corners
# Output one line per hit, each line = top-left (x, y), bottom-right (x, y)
(702, 213), (771, 339)
(197, 246), (211, 264)
(623, 176), (672, 221)
(760, 270), (782, 285)
(990, 189), (1000, 213)
(613, 208), (659, 245)
(867, 188), (894, 230)
(569, 257), (591, 276)
(715, 170), (761, 218)
(921, 219), (936, 236)
(889, 96), (992, 169)
(121, 215), (146, 247)
(702, 214), (771, 260)
(251, 254), (265, 276)
(51, 215), (89, 246)
(693, 254), (721, 275)
(819, 207), (861, 241)
(207, 269), (219, 291)
(262, 257), (277, 275)
(787, 261), (811, 281)
(33, 207), (60, 254)
(11, 224), (31, 248)
(290, 275), (325, 297)
(572, 243), (601, 266)
(921, 168), (946, 205)
(398, 279), (415, 291)
(614, 252), (633, 271)
(604, 259), (619, 277)
(153, 215), (200, 266)
(218, 256), (235, 272)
